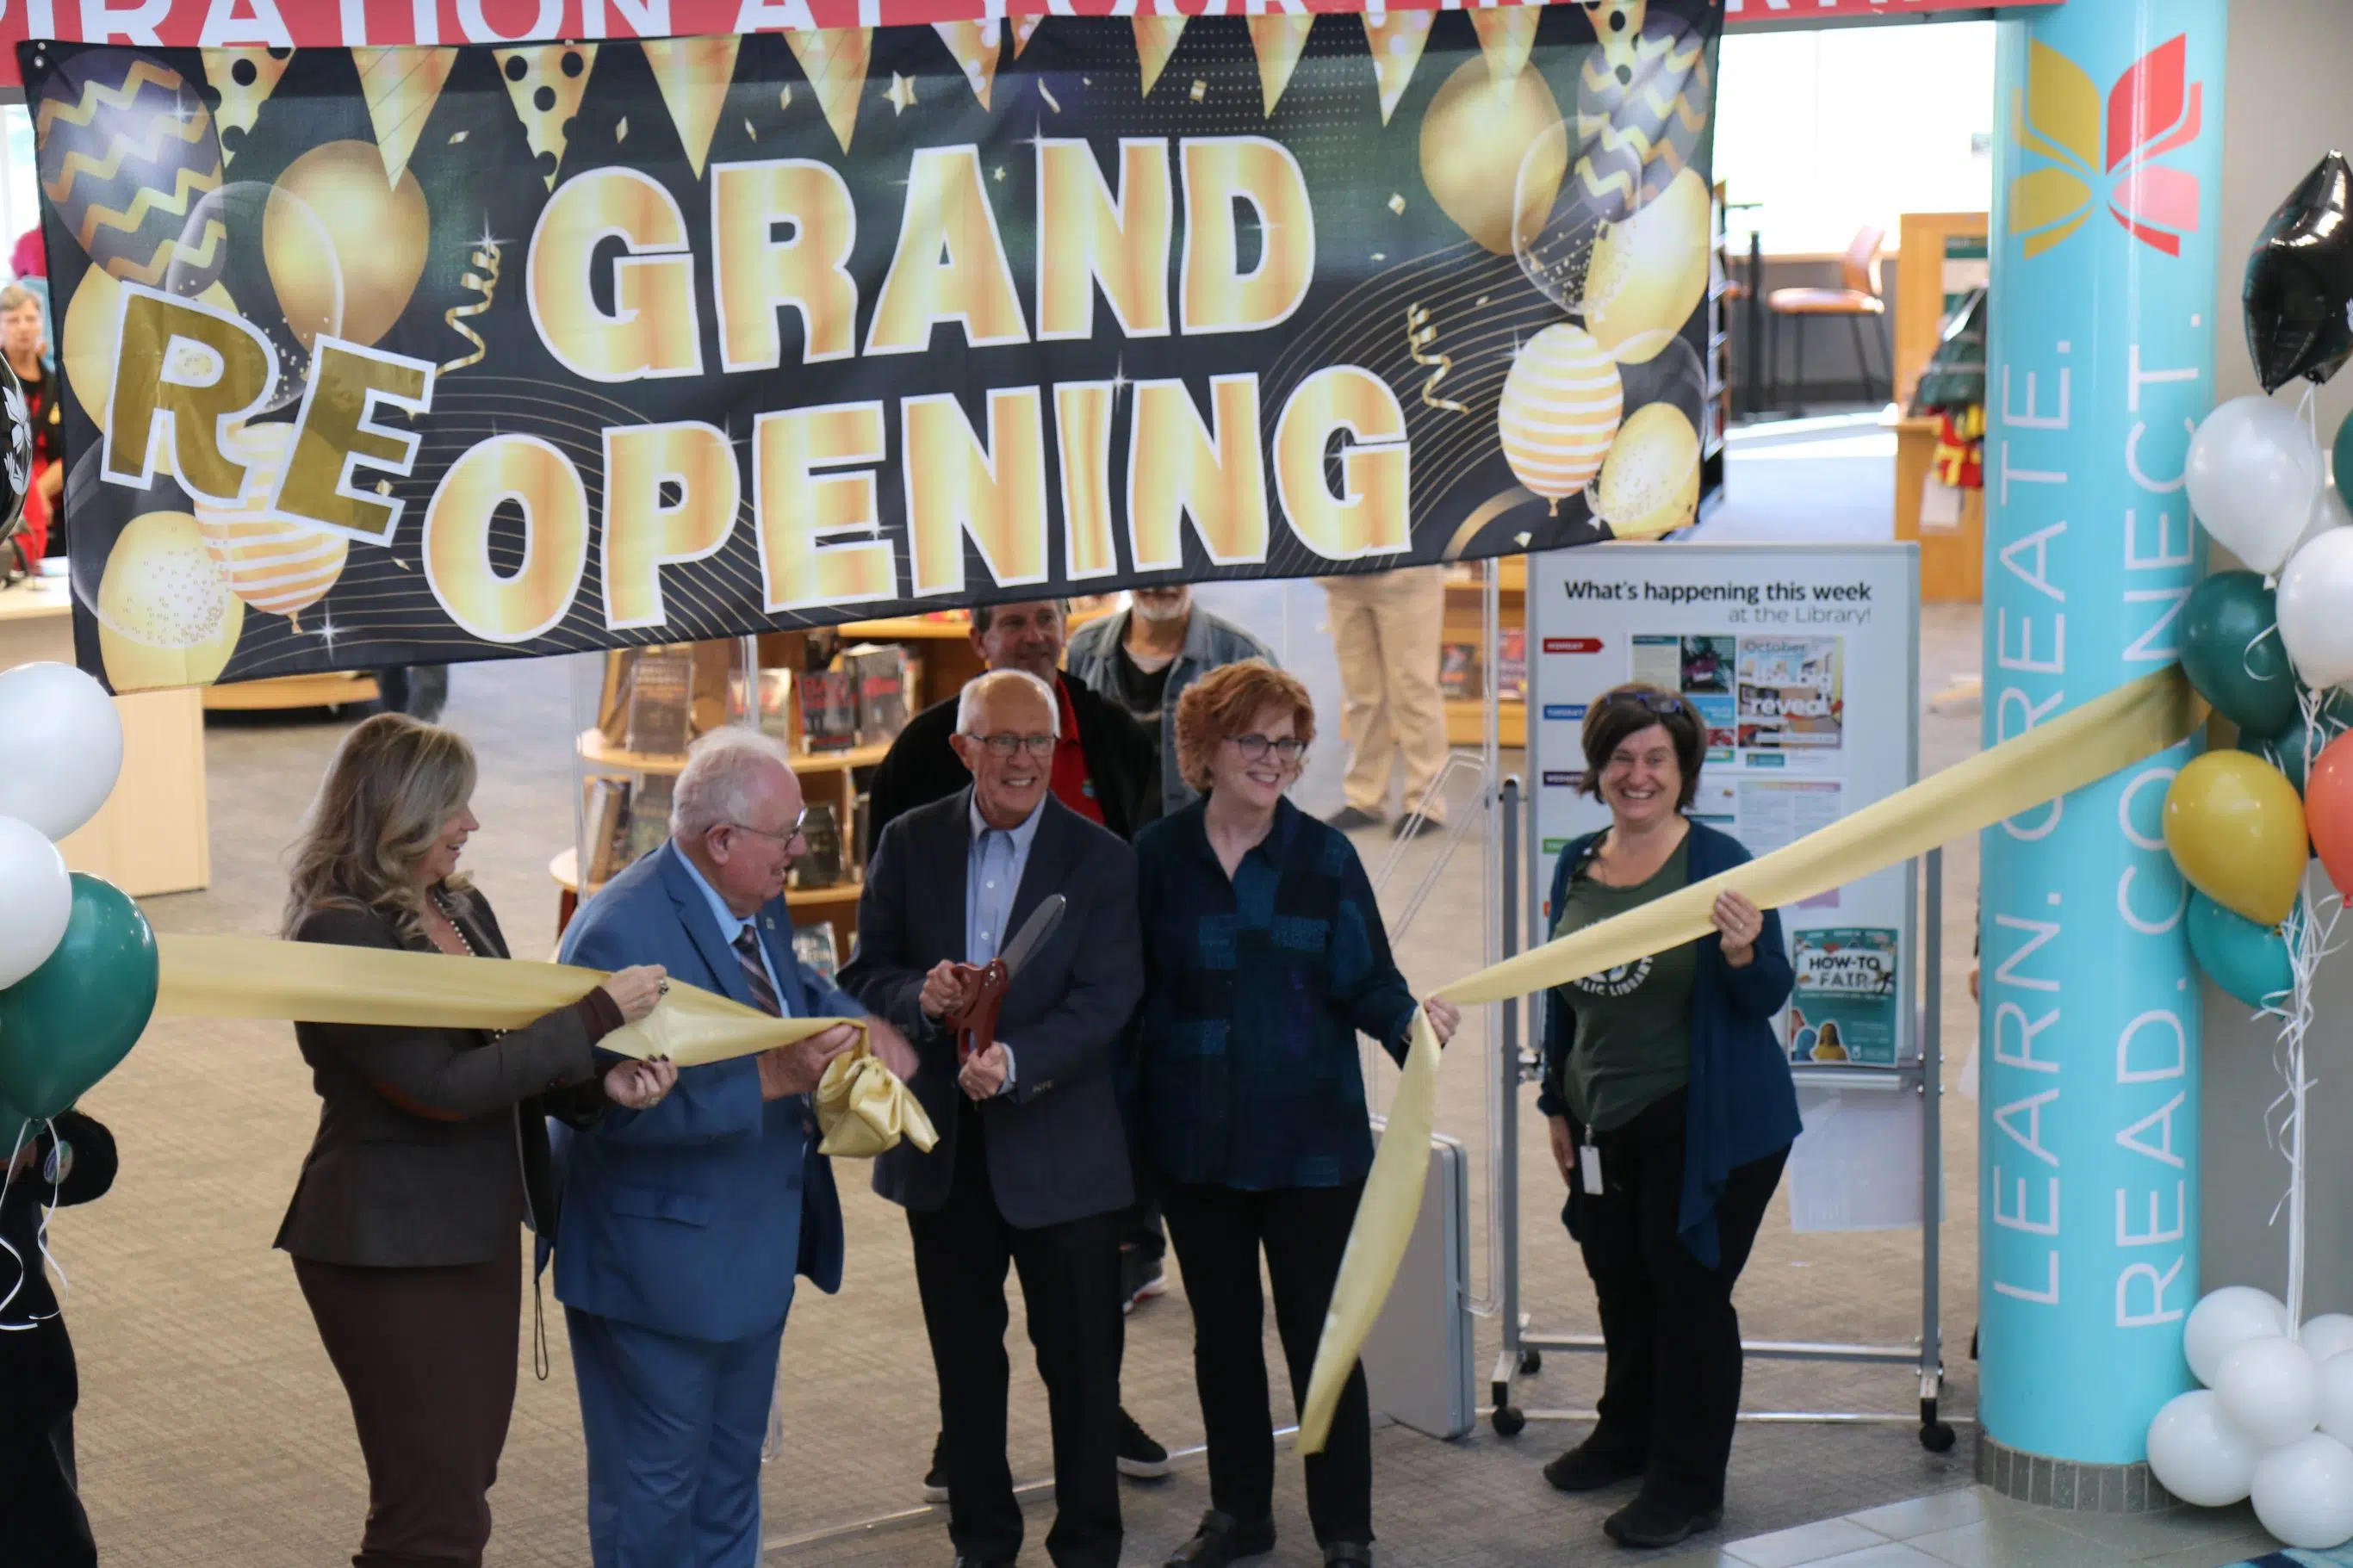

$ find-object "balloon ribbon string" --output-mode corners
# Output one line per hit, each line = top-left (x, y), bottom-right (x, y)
(440, 238), (503, 375)
(1406, 304), (1468, 415)
(0, 1116), (61, 1333)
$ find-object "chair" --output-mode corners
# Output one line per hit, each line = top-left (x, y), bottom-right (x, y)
(1766, 225), (1890, 408)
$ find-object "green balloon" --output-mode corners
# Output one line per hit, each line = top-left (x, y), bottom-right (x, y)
(2182, 570), (2301, 739)
(2244, 727), (2318, 794)
(0, 874), (157, 1120)
(2336, 409), (2353, 512)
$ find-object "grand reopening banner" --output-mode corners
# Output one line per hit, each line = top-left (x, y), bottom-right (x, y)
(28, 5), (1718, 691)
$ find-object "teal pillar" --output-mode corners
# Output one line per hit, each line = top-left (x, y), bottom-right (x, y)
(1979, 0), (2226, 1495)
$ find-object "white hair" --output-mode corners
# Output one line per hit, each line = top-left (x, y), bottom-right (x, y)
(671, 727), (797, 840)
(956, 669), (1059, 737)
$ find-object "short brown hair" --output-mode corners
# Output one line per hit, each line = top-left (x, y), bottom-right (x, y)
(0, 285), (34, 315)
(1175, 660), (1316, 792)
(972, 598), (1069, 635)
(1580, 684), (1704, 809)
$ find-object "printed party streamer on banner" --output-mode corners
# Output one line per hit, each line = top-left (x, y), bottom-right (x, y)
(1294, 664), (2205, 1453)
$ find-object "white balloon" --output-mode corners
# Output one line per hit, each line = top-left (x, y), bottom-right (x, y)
(2279, 530), (2353, 690)
(2187, 1286), (2291, 1387)
(2295, 475), (2353, 561)
(0, 662), (122, 842)
(2306, 1316), (2353, 1366)
(0, 815), (70, 989)
(2319, 1352), (2353, 1447)
(2147, 1390), (2263, 1507)
(2220, 1336), (2325, 1447)
(2186, 394), (2326, 573)
(2255, 1433), (2353, 1549)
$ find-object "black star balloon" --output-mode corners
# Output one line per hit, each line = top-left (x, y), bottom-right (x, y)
(0, 356), (30, 553)
(2245, 151), (2353, 394)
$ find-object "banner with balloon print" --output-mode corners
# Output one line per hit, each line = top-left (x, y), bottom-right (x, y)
(0, 663), (155, 1152)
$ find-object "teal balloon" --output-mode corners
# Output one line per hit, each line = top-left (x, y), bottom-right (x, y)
(0, 874), (157, 1119)
(2186, 890), (2295, 1011)
(2182, 571), (2301, 739)
(2244, 725), (2319, 793)
(2337, 408), (2353, 511)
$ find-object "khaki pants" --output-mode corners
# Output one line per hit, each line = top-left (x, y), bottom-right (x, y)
(1319, 566), (1449, 821)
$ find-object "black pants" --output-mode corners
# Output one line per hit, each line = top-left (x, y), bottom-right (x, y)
(1161, 1181), (1372, 1549)
(1567, 1091), (1786, 1503)
(0, 1313), (96, 1568)
(1121, 1138), (1165, 1262)
(375, 665), (449, 723)
(908, 1109), (1124, 1568)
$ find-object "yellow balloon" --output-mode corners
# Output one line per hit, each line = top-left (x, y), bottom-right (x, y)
(268, 139), (431, 350)
(2164, 751), (2308, 927)
(1594, 402), (1702, 539)
(63, 266), (237, 435)
(1419, 57), (1565, 257)
(1497, 324), (1622, 509)
(96, 510), (245, 691)
(196, 424), (349, 620)
(1584, 167), (1712, 357)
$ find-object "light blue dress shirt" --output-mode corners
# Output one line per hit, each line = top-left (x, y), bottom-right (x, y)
(676, 847), (791, 1014)
(966, 792), (1045, 1090)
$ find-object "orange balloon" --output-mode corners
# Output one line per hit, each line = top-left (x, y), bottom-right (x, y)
(2306, 732), (2353, 896)
(2163, 751), (2308, 927)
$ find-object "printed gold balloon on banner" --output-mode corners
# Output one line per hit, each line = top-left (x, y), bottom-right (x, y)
(95, 511), (245, 691)
(36, 53), (224, 288)
(1498, 324), (1623, 511)
(268, 139), (431, 350)
(62, 263), (233, 435)
(1583, 167), (1712, 356)
(2164, 751), (2309, 928)
(1592, 402), (1701, 538)
(196, 425), (348, 623)
(1420, 56), (1565, 257)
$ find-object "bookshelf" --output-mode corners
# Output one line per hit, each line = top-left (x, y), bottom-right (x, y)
(1440, 555), (1526, 748)
(1891, 211), (1990, 604)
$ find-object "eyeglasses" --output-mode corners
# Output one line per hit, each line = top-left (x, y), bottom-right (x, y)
(970, 733), (1058, 758)
(1600, 690), (1688, 716)
(721, 807), (806, 847)
(1226, 734), (1308, 763)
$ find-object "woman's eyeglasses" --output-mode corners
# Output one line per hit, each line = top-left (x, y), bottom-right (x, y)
(1226, 734), (1308, 763)
(972, 733), (1058, 758)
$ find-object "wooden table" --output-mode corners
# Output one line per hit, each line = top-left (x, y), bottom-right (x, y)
(0, 579), (211, 896)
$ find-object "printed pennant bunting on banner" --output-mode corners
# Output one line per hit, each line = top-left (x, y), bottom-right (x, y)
(933, 21), (1003, 110)
(642, 36), (742, 177)
(199, 46), (289, 166)
(492, 42), (597, 190)
(1133, 16), (1188, 99)
(1247, 15), (1314, 117)
(1469, 4), (1541, 88)
(353, 46), (455, 186)
(785, 27), (872, 153)
(1362, 9), (1436, 123)
(1012, 17), (1042, 57)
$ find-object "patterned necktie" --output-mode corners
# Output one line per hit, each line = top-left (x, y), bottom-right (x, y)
(730, 926), (782, 1017)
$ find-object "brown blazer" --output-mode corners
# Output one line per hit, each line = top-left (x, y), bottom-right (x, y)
(274, 892), (617, 1268)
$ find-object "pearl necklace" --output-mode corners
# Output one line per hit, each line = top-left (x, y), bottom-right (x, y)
(430, 891), (505, 1039)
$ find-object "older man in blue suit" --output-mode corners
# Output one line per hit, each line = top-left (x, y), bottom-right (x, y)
(555, 728), (916, 1568)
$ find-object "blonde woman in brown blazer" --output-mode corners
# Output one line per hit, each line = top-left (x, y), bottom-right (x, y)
(276, 712), (676, 1568)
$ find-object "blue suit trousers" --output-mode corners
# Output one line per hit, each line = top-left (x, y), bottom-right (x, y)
(568, 1306), (785, 1568)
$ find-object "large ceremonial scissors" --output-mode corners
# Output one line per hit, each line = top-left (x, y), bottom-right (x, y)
(949, 894), (1066, 1065)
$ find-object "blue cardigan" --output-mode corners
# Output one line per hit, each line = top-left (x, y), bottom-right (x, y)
(1535, 820), (1801, 1267)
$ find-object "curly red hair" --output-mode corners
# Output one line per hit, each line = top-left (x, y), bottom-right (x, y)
(1174, 660), (1317, 792)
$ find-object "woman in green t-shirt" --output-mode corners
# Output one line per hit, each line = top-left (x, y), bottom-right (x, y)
(1532, 685), (1802, 1550)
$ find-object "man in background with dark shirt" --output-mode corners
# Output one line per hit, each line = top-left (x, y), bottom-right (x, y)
(862, 598), (1170, 1497)
(1064, 586), (1275, 822)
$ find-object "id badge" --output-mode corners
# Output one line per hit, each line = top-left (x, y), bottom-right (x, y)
(1579, 1142), (1603, 1193)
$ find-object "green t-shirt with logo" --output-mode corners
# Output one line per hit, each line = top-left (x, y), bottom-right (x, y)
(1554, 837), (1696, 1131)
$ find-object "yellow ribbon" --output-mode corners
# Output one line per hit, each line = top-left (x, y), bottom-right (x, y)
(154, 933), (931, 1155)
(1294, 665), (2207, 1453)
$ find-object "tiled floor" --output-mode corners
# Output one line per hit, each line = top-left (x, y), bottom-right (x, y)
(1655, 1487), (2285, 1568)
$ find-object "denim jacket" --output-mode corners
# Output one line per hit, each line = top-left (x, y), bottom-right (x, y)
(1064, 607), (1277, 817)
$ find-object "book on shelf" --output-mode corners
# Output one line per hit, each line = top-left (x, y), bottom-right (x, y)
(1437, 641), (1482, 700)
(798, 669), (858, 753)
(580, 773), (631, 885)
(792, 922), (841, 986)
(842, 642), (910, 745)
(624, 650), (694, 756)
(791, 802), (846, 888)
(1497, 629), (1527, 703)
(754, 667), (794, 741)
(622, 775), (673, 867)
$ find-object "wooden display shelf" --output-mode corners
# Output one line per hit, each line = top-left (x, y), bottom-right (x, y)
(578, 729), (890, 776)
(202, 671), (380, 711)
(1446, 696), (1524, 748)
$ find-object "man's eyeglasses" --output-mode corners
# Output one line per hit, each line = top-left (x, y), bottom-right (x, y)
(721, 807), (807, 847)
(971, 733), (1058, 758)
(1226, 734), (1308, 763)
(1600, 691), (1688, 716)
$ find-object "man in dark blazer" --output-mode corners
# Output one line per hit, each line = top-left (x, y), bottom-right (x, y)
(556, 729), (916, 1568)
(867, 598), (1157, 845)
(841, 669), (1145, 1568)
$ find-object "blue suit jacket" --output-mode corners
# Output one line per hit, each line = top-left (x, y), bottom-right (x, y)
(551, 841), (855, 1344)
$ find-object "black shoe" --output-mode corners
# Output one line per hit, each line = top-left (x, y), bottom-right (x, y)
(922, 1430), (949, 1503)
(1324, 806), (1384, 832)
(1165, 1510), (1276, 1567)
(1122, 1249), (1169, 1314)
(952, 1558), (1016, 1568)
(1391, 814), (1443, 840)
(1324, 1546), (1374, 1567)
(1118, 1407), (1170, 1479)
(1543, 1432), (1646, 1493)
(1602, 1489), (1723, 1550)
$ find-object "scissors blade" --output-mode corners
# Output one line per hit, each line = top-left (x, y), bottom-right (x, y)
(996, 893), (1067, 979)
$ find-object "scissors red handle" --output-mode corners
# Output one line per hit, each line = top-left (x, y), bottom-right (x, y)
(948, 960), (1010, 1065)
